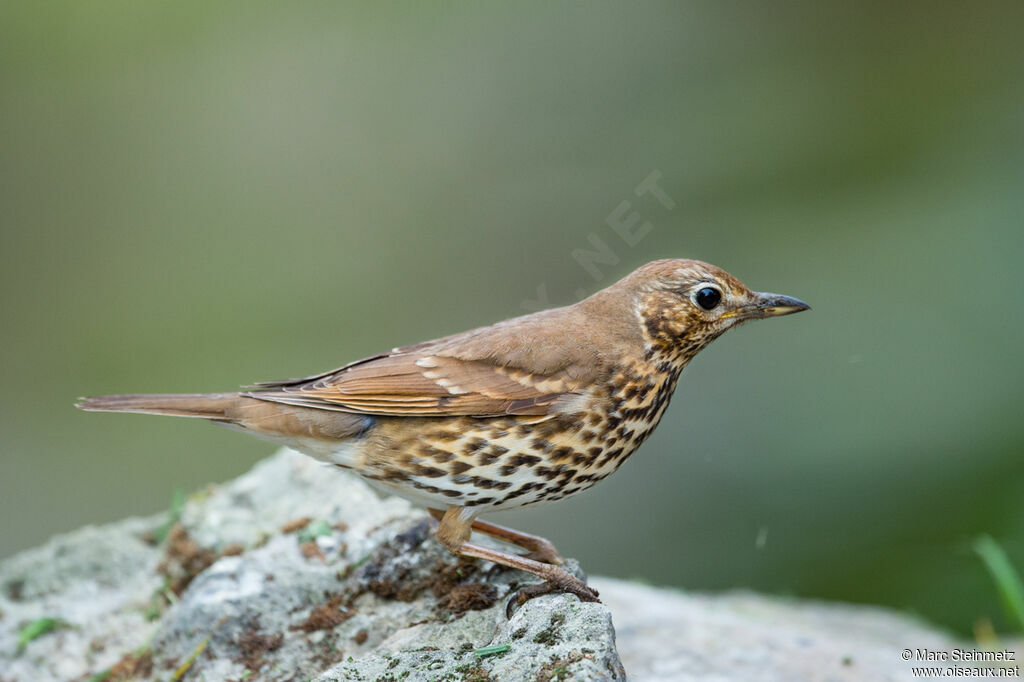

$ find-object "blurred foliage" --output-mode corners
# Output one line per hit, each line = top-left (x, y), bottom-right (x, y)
(974, 535), (1024, 632)
(2, 1), (1022, 635)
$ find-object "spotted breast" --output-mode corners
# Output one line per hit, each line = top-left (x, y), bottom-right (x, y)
(339, 354), (686, 513)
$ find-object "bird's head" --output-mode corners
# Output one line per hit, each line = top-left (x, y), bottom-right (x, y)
(613, 258), (810, 361)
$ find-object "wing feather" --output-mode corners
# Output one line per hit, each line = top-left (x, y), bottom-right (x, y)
(246, 302), (619, 418)
(247, 352), (576, 418)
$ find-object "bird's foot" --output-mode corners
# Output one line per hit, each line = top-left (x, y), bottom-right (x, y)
(505, 576), (600, 618)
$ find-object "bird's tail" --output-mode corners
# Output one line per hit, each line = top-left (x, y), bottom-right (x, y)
(77, 391), (372, 461)
(76, 393), (242, 420)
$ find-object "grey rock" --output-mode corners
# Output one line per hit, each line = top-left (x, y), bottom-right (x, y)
(0, 518), (162, 682)
(2, 449), (1018, 682)
(0, 450), (623, 681)
(595, 577), (1022, 682)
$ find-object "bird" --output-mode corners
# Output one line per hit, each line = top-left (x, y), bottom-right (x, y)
(78, 258), (808, 608)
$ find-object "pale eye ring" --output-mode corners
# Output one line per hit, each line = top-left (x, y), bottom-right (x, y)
(693, 286), (722, 311)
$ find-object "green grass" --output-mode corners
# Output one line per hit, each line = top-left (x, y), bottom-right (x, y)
(473, 643), (510, 658)
(17, 617), (68, 650)
(151, 488), (186, 544)
(973, 535), (1024, 632)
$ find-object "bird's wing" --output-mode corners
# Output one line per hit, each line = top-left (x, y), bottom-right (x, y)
(246, 350), (580, 417)
(247, 302), (618, 418)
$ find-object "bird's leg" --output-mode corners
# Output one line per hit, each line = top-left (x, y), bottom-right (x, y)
(433, 507), (598, 615)
(427, 508), (564, 564)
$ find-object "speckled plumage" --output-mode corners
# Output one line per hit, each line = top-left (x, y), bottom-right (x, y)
(79, 258), (808, 607)
(352, 358), (683, 514)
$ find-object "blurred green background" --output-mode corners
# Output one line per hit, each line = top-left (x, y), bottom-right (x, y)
(2, 1), (1022, 636)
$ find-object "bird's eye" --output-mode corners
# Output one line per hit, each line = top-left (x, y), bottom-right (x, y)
(694, 286), (722, 311)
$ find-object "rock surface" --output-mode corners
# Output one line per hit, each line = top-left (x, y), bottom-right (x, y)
(1, 449), (1019, 681)
(0, 450), (623, 682)
(594, 577), (1021, 681)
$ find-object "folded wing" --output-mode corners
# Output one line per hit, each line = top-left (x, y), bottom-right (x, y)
(247, 351), (578, 417)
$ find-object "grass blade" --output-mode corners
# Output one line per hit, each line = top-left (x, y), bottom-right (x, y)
(973, 534), (1024, 632)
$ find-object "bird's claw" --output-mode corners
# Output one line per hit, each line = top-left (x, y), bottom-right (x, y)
(505, 579), (600, 618)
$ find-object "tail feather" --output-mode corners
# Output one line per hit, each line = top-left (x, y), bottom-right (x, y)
(77, 392), (373, 457)
(76, 393), (241, 420)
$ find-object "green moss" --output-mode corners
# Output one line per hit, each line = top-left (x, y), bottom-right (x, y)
(454, 662), (491, 681)
(532, 613), (566, 645)
(297, 519), (333, 544)
(535, 651), (586, 682)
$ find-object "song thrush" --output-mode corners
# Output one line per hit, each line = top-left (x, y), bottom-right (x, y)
(78, 258), (808, 607)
